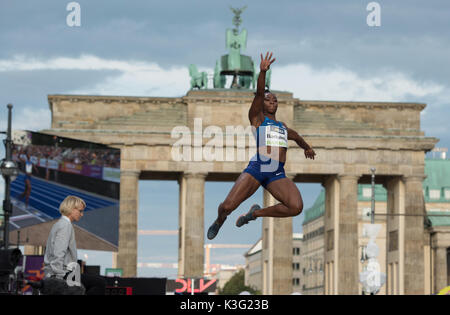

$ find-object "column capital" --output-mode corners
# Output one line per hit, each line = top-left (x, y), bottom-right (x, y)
(434, 245), (449, 250)
(322, 175), (338, 187)
(382, 176), (403, 189)
(183, 171), (208, 179)
(337, 174), (361, 181)
(285, 172), (297, 180)
(402, 175), (427, 183)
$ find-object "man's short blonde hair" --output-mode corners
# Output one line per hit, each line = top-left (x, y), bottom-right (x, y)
(59, 195), (86, 216)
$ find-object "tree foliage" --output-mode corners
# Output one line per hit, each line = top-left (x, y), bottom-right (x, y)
(218, 269), (260, 295)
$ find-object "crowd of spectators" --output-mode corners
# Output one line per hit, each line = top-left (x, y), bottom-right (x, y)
(13, 144), (120, 168)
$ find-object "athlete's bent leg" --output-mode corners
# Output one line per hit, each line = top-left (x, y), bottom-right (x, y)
(25, 180), (31, 208)
(253, 178), (303, 218)
(216, 172), (261, 225)
(207, 172), (260, 240)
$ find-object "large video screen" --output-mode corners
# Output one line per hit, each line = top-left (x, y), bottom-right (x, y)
(9, 130), (120, 249)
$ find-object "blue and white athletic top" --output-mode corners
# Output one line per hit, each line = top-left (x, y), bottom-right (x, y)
(25, 160), (33, 174)
(256, 116), (288, 149)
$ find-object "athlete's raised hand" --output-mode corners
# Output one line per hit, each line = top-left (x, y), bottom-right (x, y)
(260, 51), (276, 72)
(304, 148), (316, 160)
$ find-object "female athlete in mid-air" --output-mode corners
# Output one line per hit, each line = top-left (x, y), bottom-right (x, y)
(207, 52), (316, 240)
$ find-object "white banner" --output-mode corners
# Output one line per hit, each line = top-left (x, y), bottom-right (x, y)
(47, 159), (59, 170)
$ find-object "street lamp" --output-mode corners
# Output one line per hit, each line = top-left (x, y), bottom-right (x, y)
(370, 167), (376, 224)
(307, 257), (323, 294)
(0, 160), (19, 181)
(360, 245), (368, 264)
(1, 104), (19, 249)
(308, 257), (323, 274)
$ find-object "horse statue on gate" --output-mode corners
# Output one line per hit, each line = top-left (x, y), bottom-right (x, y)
(189, 64), (208, 89)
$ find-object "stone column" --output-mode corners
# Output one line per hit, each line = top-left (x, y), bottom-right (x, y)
(385, 177), (404, 295)
(261, 191), (275, 295)
(434, 246), (448, 293)
(261, 174), (295, 295)
(178, 171), (207, 278)
(403, 176), (426, 295)
(117, 169), (140, 277)
(337, 174), (360, 295)
(323, 175), (339, 295)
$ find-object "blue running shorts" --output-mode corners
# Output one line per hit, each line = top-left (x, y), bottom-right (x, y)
(243, 157), (286, 189)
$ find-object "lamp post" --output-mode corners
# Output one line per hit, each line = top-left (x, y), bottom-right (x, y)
(307, 257), (323, 294)
(370, 167), (376, 224)
(1, 104), (19, 249)
(360, 245), (367, 264)
(359, 170), (386, 294)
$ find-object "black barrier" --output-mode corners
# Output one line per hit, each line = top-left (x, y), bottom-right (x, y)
(104, 277), (167, 295)
(0, 248), (22, 273)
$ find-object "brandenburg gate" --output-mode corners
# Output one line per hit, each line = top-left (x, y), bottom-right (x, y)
(44, 89), (437, 294)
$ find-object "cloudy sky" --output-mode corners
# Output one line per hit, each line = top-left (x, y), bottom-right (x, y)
(0, 0), (449, 278)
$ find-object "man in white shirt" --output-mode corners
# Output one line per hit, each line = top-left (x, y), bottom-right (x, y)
(43, 195), (105, 295)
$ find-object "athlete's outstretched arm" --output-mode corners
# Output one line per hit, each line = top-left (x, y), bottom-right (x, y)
(282, 122), (316, 160)
(248, 52), (275, 126)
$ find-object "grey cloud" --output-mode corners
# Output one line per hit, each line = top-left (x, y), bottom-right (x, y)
(1, 0), (449, 107)
(2, 1), (449, 70)
(0, 69), (121, 106)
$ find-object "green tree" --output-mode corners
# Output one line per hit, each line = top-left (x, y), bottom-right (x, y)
(218, 269), (261, 295)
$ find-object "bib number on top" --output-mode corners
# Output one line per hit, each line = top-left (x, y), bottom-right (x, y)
(264, 125), (288, 148)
